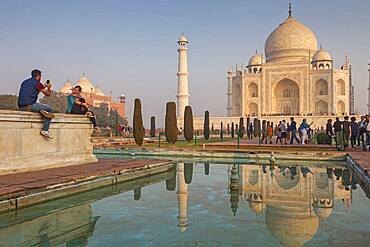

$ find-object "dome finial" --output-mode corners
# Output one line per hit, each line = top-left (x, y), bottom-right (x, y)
(288, 2), (292, 17)
(320, 43), (323, 49)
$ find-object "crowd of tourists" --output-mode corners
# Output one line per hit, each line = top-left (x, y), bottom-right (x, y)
(250, 115), (370, 151)
(326, 115), (370, 151)
(258, 117), (313, 145)
(17, 69), (99, 139)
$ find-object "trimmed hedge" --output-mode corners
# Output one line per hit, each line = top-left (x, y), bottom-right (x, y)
(316, 132), (332, 145)
(133, 98), (144, 146)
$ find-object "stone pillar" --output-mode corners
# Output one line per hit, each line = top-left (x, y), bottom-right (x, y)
(177, 163), (188, 232)
(177, 34), (189, 118)
(227, 67), (233, 117)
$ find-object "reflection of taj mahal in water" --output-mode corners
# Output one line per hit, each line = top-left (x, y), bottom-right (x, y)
(176, 162), (354, 247)
(237, 164), (353, 247)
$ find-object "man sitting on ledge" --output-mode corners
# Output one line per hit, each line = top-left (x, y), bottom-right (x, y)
(18, 69), (54, 139)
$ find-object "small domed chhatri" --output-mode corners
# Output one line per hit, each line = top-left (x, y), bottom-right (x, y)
(248, 53), (265, 66)
(312, 48), (332, 62)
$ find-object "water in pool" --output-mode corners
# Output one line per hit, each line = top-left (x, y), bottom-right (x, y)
(1, 162), (369, 247)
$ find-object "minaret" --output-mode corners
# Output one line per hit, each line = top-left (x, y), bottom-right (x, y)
(177, 34), (189, 118)
(177, 163), (188, 232)
(349, 64), (354, 114)
(368, 63), (370, 113)
(227, 67), (233, 116)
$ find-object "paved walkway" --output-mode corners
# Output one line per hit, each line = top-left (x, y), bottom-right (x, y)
(348, 151), (370, 172)
(0, 159), (170, 200)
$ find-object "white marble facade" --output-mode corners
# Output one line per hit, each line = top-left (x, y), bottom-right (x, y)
(227, 9), (352, 117)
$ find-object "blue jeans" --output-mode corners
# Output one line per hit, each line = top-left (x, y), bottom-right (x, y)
(290, 130), (300, 144)
(31, 103), (54, 131)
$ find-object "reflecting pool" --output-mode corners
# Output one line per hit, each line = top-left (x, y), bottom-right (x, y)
(1, 162), (369, 247)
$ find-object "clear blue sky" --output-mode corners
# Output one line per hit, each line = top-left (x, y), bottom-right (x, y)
(1, 0), (369, 127)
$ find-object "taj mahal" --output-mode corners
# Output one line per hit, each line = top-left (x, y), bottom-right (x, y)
(176, 5), (357, 130)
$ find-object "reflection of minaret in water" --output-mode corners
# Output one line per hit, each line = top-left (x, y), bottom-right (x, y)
(177, 163), (188, 232)
(229, 165), (240, 216)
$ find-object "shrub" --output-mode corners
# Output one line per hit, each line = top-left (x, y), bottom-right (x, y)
(231, 122), (235, 138)
(253, 118), (258, 137)
(165, 102), (178, 144)
(184, 106), (194, 142)
(204, 110), (210, 140)
(316, 132), (332, 144)
(220, 121), (224, 140)
(150, 116), (156, 137)
(246, 117), (250, 136)
(239, 117), (244, 138)
(133, 98), (144, 146)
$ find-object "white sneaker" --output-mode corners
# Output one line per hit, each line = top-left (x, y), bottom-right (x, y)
(40, 130), (53, 139)
(40, 110), (55, 119)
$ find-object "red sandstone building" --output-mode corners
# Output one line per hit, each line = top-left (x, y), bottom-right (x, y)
(59, 74), (126, 118)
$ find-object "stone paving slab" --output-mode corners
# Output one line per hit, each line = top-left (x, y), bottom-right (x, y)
(0, 158), (170, 200)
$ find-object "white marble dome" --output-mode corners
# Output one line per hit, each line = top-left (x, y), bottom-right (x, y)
(264, 16), (318, 62)
(248, 53), (265, 66)
(312, 48), (332, 62)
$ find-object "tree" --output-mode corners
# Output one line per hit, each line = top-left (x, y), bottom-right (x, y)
(220, 121), (224, 141)
(150, 116), (156, 138)
(108, 109), (127, 135)
(253, 118), (258, 137)
(91, 103), (110, 127)
(0, 95), (18, 110)
(203, 110), (210, 140)
(133, 98), (144, 146)
(246, 117), (250, 136)
(165, 102), (178, 144)
(40, 92), (68, 113)
(231, 122), (235, 138)
(183, 106), (194, 142)
(239, 117), (245, 138)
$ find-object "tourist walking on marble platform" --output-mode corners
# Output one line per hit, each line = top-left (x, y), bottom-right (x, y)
(288, 117), (300, 144)
(18, 69), (54, 139)
(248, 122), (253, 139)
(299, 119), (311, 145)
(275, 121), (282, 144)
(333, 117), (343, 150)
(280, 120), (288, 144)
(350, 117), (359, 149)
(261, 120), (267, 144)
(365, 115), (370, 151)
(267, 124), (273, 144)
(342, 116), (351, 150)
(326, 119), (334, 142)
(358, 116), (366, 147)
(67, 85), (100, 131)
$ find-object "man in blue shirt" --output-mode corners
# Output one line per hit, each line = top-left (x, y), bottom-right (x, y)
(18, 69), (54, 139)
(288, 117), (300, 144)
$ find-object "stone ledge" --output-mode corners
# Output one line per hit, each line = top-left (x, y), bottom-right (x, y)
(0, 110), (96, 174)
(0, 110), (91, 124)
